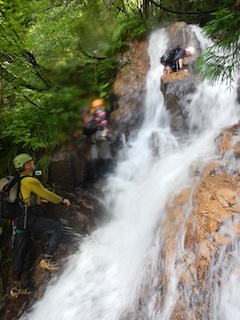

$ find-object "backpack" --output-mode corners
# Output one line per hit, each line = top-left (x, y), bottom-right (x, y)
(160, 46), (180, 66)
(0, 174), (26, 220)
(82, 112), (97, 136)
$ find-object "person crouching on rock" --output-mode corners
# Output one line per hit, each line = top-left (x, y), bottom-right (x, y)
(161, 46), (195, 74)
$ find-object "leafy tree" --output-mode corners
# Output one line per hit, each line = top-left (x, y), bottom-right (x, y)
(0, 0), (119, 175)
(0, 0), (237, 178)
(196, 3), (240, 85)
(0, 0), (151, 174)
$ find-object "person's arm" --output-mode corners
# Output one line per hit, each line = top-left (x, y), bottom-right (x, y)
(178, 58), (183, 69)
(174, 48), (186, 60)
(175, 48), (186, 69)
(23, 177), (71, 205)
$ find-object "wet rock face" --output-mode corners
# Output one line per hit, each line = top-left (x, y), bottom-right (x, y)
(161, 71), (198, 134)
(160, 22), (201, 136)
(48, 139), (88, 191)
(111, 21), (201, 138)
(166, 22), (201, 55)
(110, 39), (149, 134)
(153, 122), (240, 319)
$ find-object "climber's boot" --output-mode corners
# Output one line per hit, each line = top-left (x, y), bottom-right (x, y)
(10, 281), (32, 298)
(40, 254), (60, 271)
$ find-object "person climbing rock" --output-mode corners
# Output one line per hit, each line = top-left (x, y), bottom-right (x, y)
(10, 153), (71, 298)
(160, 46), (195, 74)
(90, 99), (113, 179)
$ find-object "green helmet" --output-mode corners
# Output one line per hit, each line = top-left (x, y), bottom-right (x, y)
(13, 153), (33, 170)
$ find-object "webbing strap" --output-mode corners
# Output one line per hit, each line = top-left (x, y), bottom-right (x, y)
(19, 175), (30, 229)
(23, 205), (27, 229)
(16, 229), (26, 234)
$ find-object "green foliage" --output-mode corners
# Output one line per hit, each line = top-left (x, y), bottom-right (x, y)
(0, 0), (238, 177)
(1, 91), (76, 150)
(36, 154), (52, 181)
(196, 7), (240, 85)
(203, 7), (239, 47)
(0, 0), (124, 176)
(115, 16), (152, 41)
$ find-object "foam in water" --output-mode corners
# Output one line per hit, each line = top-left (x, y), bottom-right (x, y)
(21, 26), (240, 320)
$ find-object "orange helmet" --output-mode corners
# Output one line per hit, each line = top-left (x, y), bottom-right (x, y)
(91, 99), (104, 108)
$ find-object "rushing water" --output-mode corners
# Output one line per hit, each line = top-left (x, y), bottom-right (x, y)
(21, 26), (240, 320)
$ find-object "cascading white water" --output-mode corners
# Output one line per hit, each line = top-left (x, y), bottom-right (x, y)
(21, 26), (240, 320)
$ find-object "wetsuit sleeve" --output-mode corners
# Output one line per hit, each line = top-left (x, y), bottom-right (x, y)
(174, 48), (186, 60)
(21, 177), (62, 204)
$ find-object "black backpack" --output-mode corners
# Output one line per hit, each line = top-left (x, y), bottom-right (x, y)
(82, 110), (97, 136)
(0, 174), (26, 220)
(160, 46), (181, 66)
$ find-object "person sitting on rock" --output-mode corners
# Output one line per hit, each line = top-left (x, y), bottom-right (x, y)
(160, 46), (196, 75)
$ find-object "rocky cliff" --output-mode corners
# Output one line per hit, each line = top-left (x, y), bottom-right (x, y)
(152, 122), (240, 319)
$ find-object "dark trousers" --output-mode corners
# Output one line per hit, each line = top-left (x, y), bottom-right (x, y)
(13, 232), (33, 282)
(13, 213), (63, 282)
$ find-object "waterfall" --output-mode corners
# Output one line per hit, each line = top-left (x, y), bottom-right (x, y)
(21, 26), (240, 320)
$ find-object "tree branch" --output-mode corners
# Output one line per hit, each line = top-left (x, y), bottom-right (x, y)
(149, 0), (236, 15)
(0, 65), (46, 92)
(22, 94), (42, 109)
(78, 45), (107, 60)
(22, 50), (52, 89)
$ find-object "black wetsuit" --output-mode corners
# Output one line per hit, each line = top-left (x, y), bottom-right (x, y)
(168, 47), (186, 72)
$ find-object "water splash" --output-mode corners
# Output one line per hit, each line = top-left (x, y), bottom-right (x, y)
(21, 26), (240, 320)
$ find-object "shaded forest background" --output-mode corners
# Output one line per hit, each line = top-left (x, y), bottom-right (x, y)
(0, 0), (239, 176)
(0, 0), (239, 300)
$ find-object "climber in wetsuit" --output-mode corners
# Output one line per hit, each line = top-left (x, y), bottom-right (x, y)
(10, 153), (71, 298)
(161, 46), (196, 75)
